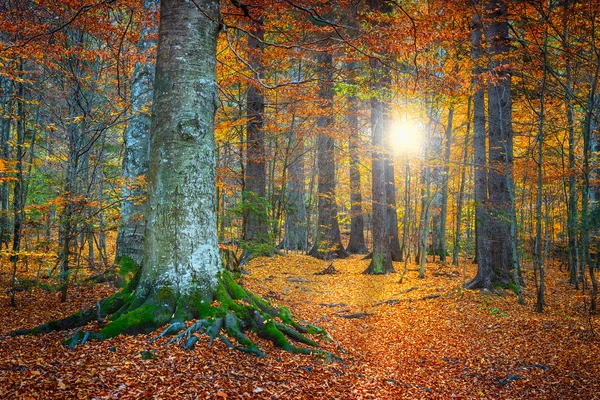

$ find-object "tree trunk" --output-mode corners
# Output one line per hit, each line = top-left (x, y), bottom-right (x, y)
(9, 74), (25, 307)
(282, 119), (308, 252)
(347, 95), (367, 254)
(364, 86), (394, 274)
(429, 105), (443, 261)
(535, 12), (549, 313)
(116, 0), (158, 266)
(452, 98), (470, 266)
(0, 75), (12, 250)
(242, 17), (271, 262)
(384, 113), (403, 262)
(562, 1), (579, 286)
(466, 0), (492, 289)
(581, 43), (600, 312)
(418, 162), (431, 279)
(439, 105), (454, 263)
(309, 52), (346, 260)
(134, 0), (222, 313)
(484, 0), (514, 287)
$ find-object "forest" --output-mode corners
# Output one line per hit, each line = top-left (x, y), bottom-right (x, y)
(0, 0), (599, 398)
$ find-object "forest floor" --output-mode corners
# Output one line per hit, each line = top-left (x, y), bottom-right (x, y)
(1, 254), (599, 399)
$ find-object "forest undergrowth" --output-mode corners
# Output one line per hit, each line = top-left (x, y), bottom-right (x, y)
(1, 254), (599, 399)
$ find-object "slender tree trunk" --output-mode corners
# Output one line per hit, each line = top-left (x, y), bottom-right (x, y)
(418, 163), (431, 279)
(0, 75), (12, 250)
(347, 95), (367, 254)
(466, 0), (492, 288)
(309, 52), (346, 260)
(242, 16), (270, 262)
(453, 98), (471, 266)
(535, 10), (549, 313)
(10, 74), (25, 307)
(563, 0), (579, 287)
(283, 117), (308, 252)
(399, 160), (411, 283)
(58, 120), (78, 303)
(581, 31), (599, 312)
(384, 113), (403, 262)
(439, 105), (454, 263)
(364, 81), (394, 274)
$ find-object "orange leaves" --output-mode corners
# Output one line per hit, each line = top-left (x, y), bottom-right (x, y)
(1, 254), (600, 398)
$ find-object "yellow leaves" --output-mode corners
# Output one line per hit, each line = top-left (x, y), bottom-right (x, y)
(0, 158), (9, 173)
(1, 251), (598, 398)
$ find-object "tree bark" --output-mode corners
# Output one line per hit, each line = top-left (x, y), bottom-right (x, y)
(384, 113), (403, 262)
(452, 98), (470, 266)
(562, 0), (579, 286)
(309, 52), (346, 260)
(282, 119), (308, 252)
(0, 75), (12, 250)
(364, 87), (394, 274)
(136, 0), (222, 311)
(466, 0), (493, 289)
(116, 0), (158, 266)
(9, 74), (25, 307)
(242, 16), (271, 262)
(347, 95), (367, 254)
(439, 105), (454, 263)
(484, 0), (514, 287)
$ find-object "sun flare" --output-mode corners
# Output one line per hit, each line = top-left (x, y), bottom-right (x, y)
(389, 118), (424, 155)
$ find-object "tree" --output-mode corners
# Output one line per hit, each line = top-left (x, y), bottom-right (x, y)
(281, 62), (309, 252)
(384, 113), (403, 262)
(15, 0), (332, 358)
(0, 75), (12, 250)
(485, 0), (515, 288)
(363, 0), (394, 274)
(309, 52), (347, 260)
(116, 0), (158, 266)
(346, 94), (368, 254)
(365, 88), (394, 274)
(241, 12), (271, 263)
(467, 0), (515, 289)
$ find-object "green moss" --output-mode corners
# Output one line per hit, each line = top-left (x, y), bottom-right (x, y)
(219, 271), (249, 300)
(157, 286), (175, 303)
(111, 257), (141, 291)
(261, 319), (291, 350)
(372, 252), (383, 274)
(99, 302), (169, 339)
(195, 299), (214, 319)
(278, 307), (294, 325)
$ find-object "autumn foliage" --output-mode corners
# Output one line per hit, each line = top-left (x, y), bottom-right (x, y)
(1, 0), (600, 398)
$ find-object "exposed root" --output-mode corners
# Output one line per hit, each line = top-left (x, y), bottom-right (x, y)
(15, 263), (337, 360)
(12, 258), (141, 337)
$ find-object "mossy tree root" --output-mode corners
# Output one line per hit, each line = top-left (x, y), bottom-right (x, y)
(16, 261), (338, 360)
(12, 258), (141, 337)
(145, 272), (338, 360)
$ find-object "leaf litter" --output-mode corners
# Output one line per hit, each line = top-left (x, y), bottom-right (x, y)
(1, 254), (599, 399)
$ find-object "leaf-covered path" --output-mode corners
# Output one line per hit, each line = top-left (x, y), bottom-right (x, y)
(1, 255), (599, 399)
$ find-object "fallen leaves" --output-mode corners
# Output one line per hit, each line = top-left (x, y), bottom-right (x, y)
(0, 254), (599, 398)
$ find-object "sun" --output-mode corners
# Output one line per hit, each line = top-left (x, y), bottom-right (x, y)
(389, 117), (424, 155)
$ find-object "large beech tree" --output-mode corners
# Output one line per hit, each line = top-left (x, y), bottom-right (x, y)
(15, 0), (332, 358)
